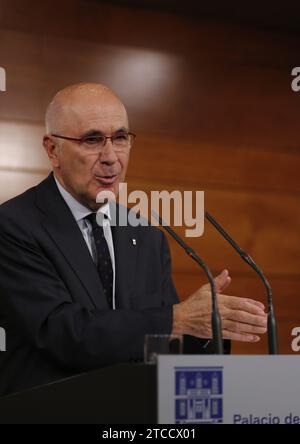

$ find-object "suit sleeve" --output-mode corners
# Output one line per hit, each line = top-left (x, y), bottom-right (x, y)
(160, 230), (180, 306)
(0, 220), (174, 371)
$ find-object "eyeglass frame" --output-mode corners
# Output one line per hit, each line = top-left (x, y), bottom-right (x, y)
(50, 130), (136, 152)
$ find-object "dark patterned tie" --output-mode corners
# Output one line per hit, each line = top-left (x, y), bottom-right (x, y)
(86, 213), (113, 308)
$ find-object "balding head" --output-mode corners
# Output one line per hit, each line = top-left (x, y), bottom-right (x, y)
(45, 82), (128, 135)
(43, 82), (132, 210)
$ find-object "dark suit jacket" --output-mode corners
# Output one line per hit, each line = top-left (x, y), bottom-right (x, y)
(0, 174), (227, 396)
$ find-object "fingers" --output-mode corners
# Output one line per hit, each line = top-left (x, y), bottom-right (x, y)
(221, 330), (261, 342)
(221, 294), (266, 316)
(183, 281), (268, 343)
(214, 269), (232, 293)
(224, 309), (267, 327)
(218, 293), (267, 342)
(222, 319), (267, 335)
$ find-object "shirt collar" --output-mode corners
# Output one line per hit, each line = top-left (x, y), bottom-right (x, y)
(54, 175), (111, 222)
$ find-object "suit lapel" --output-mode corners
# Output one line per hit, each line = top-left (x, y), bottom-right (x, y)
(35, 174), (108, 310)
(112, 206), (138, 309)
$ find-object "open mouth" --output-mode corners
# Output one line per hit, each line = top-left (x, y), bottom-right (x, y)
(94, 175), (118, 186)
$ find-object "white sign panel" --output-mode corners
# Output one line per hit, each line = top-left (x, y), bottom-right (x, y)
(158, 355), (300, 424)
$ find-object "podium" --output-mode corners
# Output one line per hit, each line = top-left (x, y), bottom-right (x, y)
(158, 355), (300, 424)
(0, 364), (157, 424)
(1, 356), (300, 424)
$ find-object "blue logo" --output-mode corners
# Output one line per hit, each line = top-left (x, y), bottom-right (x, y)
(175, 366), (223, 424)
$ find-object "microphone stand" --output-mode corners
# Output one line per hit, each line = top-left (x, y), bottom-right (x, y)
(205, 211), (279, 355)
(152, 211), (223, 355)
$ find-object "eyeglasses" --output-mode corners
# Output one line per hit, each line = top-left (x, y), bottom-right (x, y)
(51, 131), (136, 153)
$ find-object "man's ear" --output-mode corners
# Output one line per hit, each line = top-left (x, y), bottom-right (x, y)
(43, 135), (60, 168)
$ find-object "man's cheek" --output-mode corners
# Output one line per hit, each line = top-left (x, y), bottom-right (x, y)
(73, 157), (93, 181)
(75, 155), (90, 171)
(119, 157), (129, 179)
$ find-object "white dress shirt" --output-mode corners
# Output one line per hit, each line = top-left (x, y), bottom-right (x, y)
(54, 176), (116, 309)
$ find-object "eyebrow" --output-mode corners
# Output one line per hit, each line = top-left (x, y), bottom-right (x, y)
(81, 127), (129, 138)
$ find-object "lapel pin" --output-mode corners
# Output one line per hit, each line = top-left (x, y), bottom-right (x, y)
(132, 239), (137, 246)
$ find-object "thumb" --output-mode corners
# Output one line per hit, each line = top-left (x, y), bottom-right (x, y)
(214, 269), (231, 293)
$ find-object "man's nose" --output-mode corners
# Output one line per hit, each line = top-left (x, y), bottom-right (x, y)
(99, 139), (118, 164)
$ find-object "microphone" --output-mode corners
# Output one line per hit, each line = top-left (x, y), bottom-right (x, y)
(205, 211), (279, 355)
(152, 210), (224, 355)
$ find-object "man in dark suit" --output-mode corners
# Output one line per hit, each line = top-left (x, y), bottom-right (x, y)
(0, 83), (267, 396)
